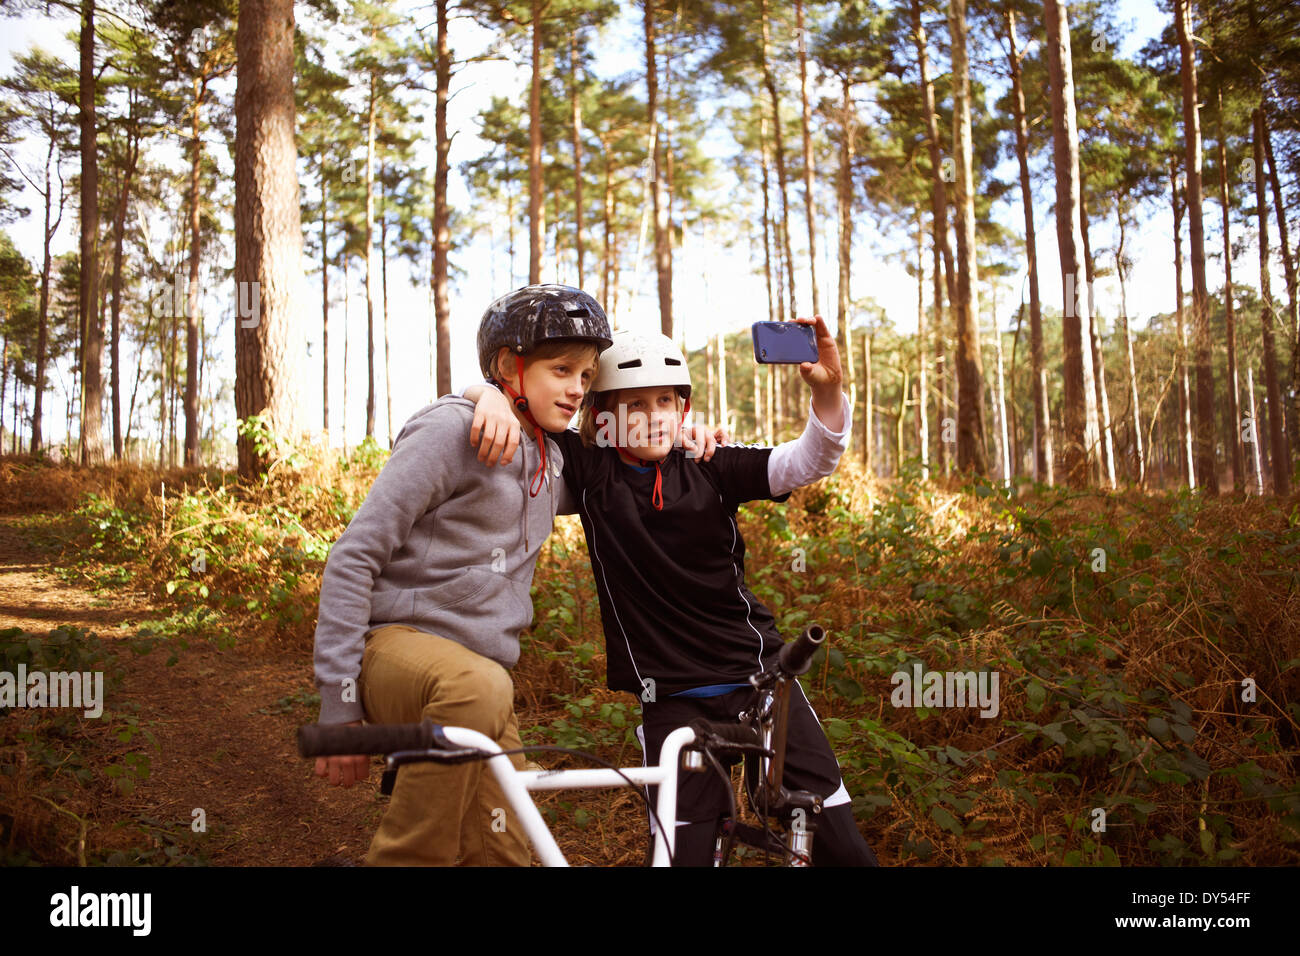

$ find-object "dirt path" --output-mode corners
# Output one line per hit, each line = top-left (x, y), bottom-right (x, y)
(0, 514), (376, 865)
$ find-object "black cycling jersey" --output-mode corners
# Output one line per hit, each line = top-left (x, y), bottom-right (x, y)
(552, 430), (791, 697)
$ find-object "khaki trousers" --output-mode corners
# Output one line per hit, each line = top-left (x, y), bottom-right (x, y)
(359, 625), (531, 866)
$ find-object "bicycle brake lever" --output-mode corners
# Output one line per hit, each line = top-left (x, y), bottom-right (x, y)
(384, 747), (492, 768)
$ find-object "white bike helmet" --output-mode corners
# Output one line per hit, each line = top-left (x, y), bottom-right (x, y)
(589, 331), (692, 401)
(588, 330), (695, 512)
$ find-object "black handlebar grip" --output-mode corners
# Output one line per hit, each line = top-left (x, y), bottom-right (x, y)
(777, 625), (826, 677)
(688, 719), (763, 749)
(297, 720), (440, 757)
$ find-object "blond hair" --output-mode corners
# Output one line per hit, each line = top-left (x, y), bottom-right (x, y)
(490, 340), (600, 385)
(578, 388), (685, 448)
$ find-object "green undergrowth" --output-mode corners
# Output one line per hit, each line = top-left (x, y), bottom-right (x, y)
(10, 446), (1300, 865)
(524, 466), (1300, 865)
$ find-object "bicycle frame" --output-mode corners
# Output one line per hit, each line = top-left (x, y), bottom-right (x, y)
(417, 724), (699, 867)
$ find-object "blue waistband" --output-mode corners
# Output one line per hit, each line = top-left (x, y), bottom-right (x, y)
(671, 683), (751, 699)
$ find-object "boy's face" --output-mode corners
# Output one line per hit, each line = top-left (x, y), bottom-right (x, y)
(610, 386), (682, 461)
(498, 346), (598, 432)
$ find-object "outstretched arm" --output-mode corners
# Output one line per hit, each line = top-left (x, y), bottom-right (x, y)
(767, 315), (850, 496)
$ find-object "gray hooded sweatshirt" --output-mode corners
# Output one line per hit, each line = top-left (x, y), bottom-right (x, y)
(312, 396), (562, 725)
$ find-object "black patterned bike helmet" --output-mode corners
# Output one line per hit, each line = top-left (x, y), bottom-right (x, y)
(477, 284), (612, 379)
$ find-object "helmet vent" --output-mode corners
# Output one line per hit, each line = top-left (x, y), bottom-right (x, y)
(565, 306), (590, 317)
(617, 358), (643, 370)
(664, 357), (682, 366)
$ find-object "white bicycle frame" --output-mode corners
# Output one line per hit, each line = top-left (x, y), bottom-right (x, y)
(436, 724), (699, 867)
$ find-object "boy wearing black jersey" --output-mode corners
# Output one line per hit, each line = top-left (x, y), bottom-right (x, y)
(467, 316), (878, 866)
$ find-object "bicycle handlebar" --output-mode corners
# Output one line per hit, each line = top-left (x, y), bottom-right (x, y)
(298, 718), (446, 757)
(775, 625), (825, 678)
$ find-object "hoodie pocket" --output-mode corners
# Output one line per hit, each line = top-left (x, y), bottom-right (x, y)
(411, 568), (495, 616)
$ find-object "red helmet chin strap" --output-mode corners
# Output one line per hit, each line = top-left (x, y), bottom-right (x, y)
(616, 393), (692, 512)
(496, 353), (548, 497)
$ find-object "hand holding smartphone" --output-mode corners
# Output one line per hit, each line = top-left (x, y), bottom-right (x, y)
(751, 321), (819, 364)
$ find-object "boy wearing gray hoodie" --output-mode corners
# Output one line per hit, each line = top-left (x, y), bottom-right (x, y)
(310, 285), (611, 865)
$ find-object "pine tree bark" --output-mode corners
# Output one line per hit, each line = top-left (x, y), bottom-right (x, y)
(1116, 205), (1145, 486)
(434, 0), (452, 397)
(836, 77), (857, 445)
(1006, 9), (1051, 485)
(528, 0), (543, 284)
(570, 32), (585, 288)
(364, 71), (377, 437)
(77, 0), (103, 463)
(1253, 106), (1290, 495)
(34, 129), (60, 459)
(1079, 183), (1116, 487)
(1175, 0), (1218, 494)
(948, 0), (986, 475)
(915, 212), (928, 478)
(320, 154), (329, 437)
(795, 0), (818, 314)
(1216, 93), (1242, 491)
(184, 76), (206, 467)
(233, 0), (308, 478)
(913, 0), (955, 477)
(760, 0), (796, 317)
(1171, 163), (1195, 488)
(1262, 112), (1298, 375)
(109, 121), (137, 461)
(645, 0), (672, 335)
(1044, 0), (1101, 488)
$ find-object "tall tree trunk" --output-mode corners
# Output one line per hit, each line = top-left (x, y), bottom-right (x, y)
(1175, 0), (1218, 494)
(109, 129), (136, 461)
(914, 210), (928, 479)
(599, 132), (614, 312)
(913, 0), (955, 477)
(570, 31), (585, 287)
(1262, 111), (1299, 471)
(342, 255), (349, 449)
(1216, 93), (1242, 491)
(77, 0), (103, 463)
(381, 173), (393, 445)
(760, 109), (778, 324)
(706, 333), (716, 424)
(716, 330), (728, 429)
(320, 154), (329, 437)
(1262, 112), (1298, 370)
(434, 0), (452, 397)
(1044, 0), (1100, 488)
(184, 77), (205, 467)
(948, 0), (986, 475)
(1006, 9), (1051, 485)
(1253, 106), (1290, 495)
(364, 71), (376, 438)
(863, 332), (872, 471)
(1116, 204), (1145, 486)
(645, 0), (672, 336)
(1172, 162), (1196, 488)
(528, 0), (543, 284)
(836, 77), (857, 445)
(795, 0), (818, 314)
(34, 130), (59, 461)
(760, 0), (796, 318)
(233, 0), (307, 478)
(1079, 184), (1116, 487)
(994, 309), (1011, 483)
(1247, 365), (1263, 494)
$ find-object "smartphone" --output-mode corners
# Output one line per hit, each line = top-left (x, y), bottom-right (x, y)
(752, 321), (818, 364)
